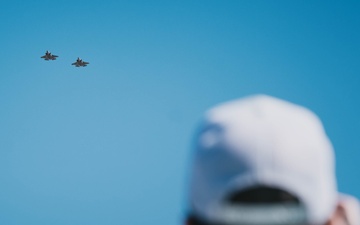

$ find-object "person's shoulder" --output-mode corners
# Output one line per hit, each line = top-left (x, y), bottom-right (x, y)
(339, 194), (360, 225)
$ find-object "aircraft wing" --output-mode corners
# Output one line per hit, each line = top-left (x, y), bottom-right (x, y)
(41, 55), (46, 58)
(52, 55), (58, 58)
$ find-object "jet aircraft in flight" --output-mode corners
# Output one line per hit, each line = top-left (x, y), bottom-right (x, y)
(41, 51), (58, 60)
(72, 57), (89, 67)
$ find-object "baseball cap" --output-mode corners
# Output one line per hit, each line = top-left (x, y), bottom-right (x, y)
(188, 95), (337, 225)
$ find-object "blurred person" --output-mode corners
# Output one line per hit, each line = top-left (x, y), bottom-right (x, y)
(338, 194), (360, 225)
(185, 95), (359, 225)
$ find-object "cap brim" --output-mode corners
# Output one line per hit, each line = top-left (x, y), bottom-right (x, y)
(205, 203), (307, 225)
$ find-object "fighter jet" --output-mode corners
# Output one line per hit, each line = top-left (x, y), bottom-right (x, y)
(41, 51), (58, 60)
(72, 57), (89, 67)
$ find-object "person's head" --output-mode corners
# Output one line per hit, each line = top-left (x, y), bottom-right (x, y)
(186, 95), (346, 225)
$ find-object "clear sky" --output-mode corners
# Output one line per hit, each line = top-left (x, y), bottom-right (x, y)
(1, 1), (359, 224)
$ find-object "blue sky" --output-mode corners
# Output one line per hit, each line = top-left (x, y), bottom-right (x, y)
(1, 1), (359, 224)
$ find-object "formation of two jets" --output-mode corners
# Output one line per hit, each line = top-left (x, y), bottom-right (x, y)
(41, 51), (89, 67)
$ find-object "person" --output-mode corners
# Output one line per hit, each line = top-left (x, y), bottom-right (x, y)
(338, 194), (360, 225)
(185, 95), (359, 225)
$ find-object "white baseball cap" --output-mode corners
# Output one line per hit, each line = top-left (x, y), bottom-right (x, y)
(188, 95), (337, 225)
